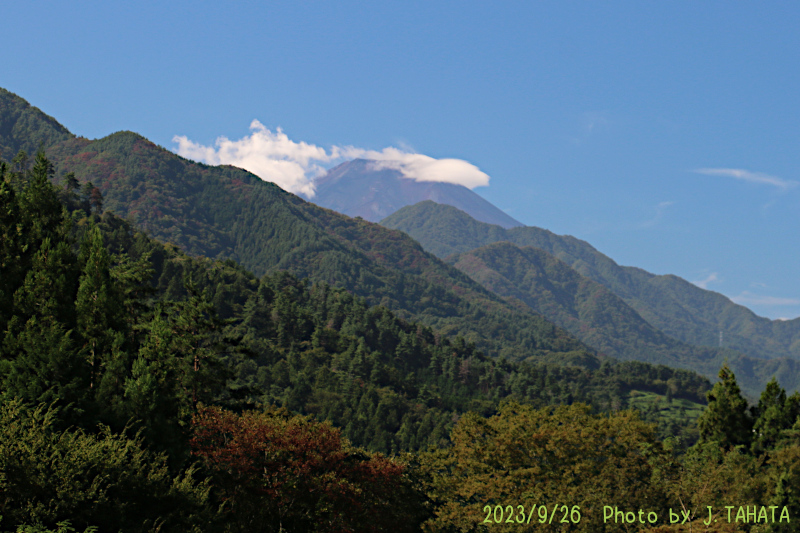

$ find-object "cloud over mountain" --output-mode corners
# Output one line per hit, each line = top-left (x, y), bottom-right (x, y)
(337, 147), (490, 190)
(173, 122), (490, 196)
(173, 121), (327, 197)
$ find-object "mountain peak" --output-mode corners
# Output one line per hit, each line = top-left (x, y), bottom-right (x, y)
(0, 87), (73, 160)
(310, 158), (522, 228)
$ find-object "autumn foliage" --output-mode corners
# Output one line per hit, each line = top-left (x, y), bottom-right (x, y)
(191, 405), (425, 532)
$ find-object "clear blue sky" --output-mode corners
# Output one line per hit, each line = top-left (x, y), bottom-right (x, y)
(3, 1), (799, 319)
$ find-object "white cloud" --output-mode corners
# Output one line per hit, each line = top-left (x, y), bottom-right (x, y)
(731, 291), (800, 306)
(694, 168), (798, 191)
(693, 272), (719, 289)
(173, 122), (490, 196)
(173, 121), (329, 197)
(335, 146), (490, 189)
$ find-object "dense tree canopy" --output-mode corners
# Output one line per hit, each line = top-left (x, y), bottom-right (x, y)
(2, 150), (800, 531)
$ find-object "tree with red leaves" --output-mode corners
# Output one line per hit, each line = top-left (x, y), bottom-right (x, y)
(191, 405), (428, 532)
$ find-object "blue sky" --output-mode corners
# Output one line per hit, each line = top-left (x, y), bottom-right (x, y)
(3, 1), (799, 319)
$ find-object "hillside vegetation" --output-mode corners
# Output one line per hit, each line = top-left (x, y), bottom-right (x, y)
(0, 150), (751, 532)
(382, 200), (800, 360)
(3, 88), (800, 532)
(383, 201), (800, 396)
(0, 88), (72, 161)
(34, 129), (593, 365)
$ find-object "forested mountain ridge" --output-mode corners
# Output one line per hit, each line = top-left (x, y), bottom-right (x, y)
(0, 87), (72, 161)
(382, 201), (800, 361)
(0, 87), (589, 365)
(4, 87), (797, 396)
(6, 90), (800, 532)
(0, 154), (725, 530)
(382, 201), (800, 396)
(448, 241), (705, 360)
(446, 241), (800, 396)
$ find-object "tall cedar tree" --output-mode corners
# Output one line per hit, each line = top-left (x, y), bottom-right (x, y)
(697, 364), (752, 449)
(0, 151), (87, 415)
(76, 222), (119, 390)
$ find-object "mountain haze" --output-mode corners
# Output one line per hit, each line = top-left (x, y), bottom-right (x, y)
(310, 158), (522, 228)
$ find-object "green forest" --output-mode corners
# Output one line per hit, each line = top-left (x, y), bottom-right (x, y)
(382, 201), (800, 397)
(2, 147), (800, 532)
(6, 85), (800, 400)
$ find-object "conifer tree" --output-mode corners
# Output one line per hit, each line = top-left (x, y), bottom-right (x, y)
(62, 171), (79, 193)
(0, 315), (87, 412)
(125, 311), (182, 451)
(79, 181), (95, 214)
(123, 281), (230, 460)
(751, 378), (795, 454)
(697, 364), (753, 449)
(89, 185), (103, 213)
(0, 399), (213, 531)
(170, 284), (229, 410)
(19, 151), (62, 245)
(76, 223), (117, 390)
(9, 149), (29, 189)
(0, 163), (21, 331)
(108, 251), (156, 341)
(0, 152), (85, 415)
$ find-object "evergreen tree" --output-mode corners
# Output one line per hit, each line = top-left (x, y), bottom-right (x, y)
(0, 315), (87, 414)
(124, 311), (183, 453)
(62, 171), (79, 193)
(697, 364), (753, 449)
(76, 223), (118, 390)
(123, 281), (231, 461)
(79, 181), (95, 213)
(108, 251), (156, 341)
(0, 399), (213, 532)
(19, 151), (62, 244)
(169, 284), (230, 410)
(1, 152), (85, 416)
(9, 149), (29, 189)
(751, 378), (797, 455)
(0, 163), (21, 331)
(89, 185), (103, 213)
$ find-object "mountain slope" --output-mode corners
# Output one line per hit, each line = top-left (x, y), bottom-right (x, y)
(446, 241), (800, 395)
(0, 88), (588, 366)
(382, 201), (800, 361)
(0, 88), (72, 161)
(310, 159), (522, 228)
(448, 242), (692, 361)
(382, 201), (800, 395)
(0, 158), (712, 463)
(6, 86), (794, 396)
